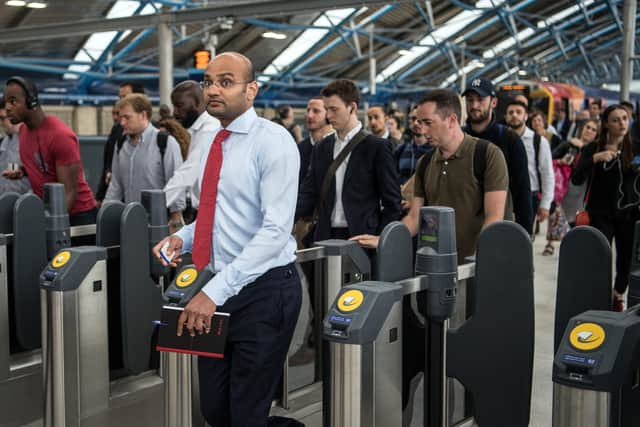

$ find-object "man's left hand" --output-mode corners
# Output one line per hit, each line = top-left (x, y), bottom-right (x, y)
(177, 291), (217, 337)
(537, 208), (549, 221)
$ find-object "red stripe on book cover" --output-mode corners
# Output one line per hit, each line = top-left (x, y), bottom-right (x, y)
(156, 346), (224, 359)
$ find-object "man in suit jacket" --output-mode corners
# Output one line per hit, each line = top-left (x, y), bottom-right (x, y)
(298, 96), (335, 184)
(296, 79), (402, 242)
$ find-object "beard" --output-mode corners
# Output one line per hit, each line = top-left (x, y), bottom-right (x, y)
(467, 108), (491, 124)
(507, 119), (524, 130)
(178, 109), (200, 129)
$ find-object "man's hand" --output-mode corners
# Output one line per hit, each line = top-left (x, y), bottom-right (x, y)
(152, 235), (184, 267)
(168, 211), (185, 234)
(349, 234), (380, 249)
(177, 291), (216, 337)
(537, 208), (549, 221)
(2, 169), (24, 179)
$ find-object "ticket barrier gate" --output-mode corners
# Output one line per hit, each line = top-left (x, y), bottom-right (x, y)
(626, 221), (640, 309)
(160, 265), (214, 427)
(39, 190), (169, 426)
(0, 186), (64, 426)
(552, 307), (640, 427)
(324, 207), (535, 427)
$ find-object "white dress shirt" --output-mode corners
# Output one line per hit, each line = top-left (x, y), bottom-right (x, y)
(164, 111), (220, 209)
(331, 122), (363, 227)
(521, 127), (555, 210)
(175, 108), (299, 306)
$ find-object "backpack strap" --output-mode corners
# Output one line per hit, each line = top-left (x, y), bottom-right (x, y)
(157, 131), (169, 183)
(473, 138), (489, 189)
(533, 133), (542, 192)
(156, 131), (168, 161)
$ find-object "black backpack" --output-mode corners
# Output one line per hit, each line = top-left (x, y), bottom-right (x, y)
(116, 131), (169, 181)
(416, 137), (490, 202)
(117, 130), (169, 160)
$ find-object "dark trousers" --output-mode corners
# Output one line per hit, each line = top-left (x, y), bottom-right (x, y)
(198, 263), (302, 427)
(590, 214), (637, 294)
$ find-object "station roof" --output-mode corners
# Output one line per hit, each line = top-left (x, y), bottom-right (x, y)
(0, 0), (638, 103)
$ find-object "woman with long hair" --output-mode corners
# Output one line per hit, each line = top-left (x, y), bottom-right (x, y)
(555, 119), (600, 225)
(572, 105), (640, 311)
(541, 119), (601, 255)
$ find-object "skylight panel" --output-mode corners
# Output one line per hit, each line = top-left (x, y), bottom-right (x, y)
(376, 0), (505, 83)
(259, 8), (356, 83)
(64, 1), (162, 80)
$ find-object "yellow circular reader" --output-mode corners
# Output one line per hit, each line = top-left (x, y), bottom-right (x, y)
(569, 322), (606, 351)
(176, 268), (198, 288)
(337, 290), (364, 312)
(52, 251), (71, 268)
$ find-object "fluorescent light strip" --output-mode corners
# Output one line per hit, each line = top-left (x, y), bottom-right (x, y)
(6, 1), (27, 6)
(259, 8), (356, 83)
(26, 1), (46, 8)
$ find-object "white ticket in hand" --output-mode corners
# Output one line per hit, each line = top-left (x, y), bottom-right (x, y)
(160, 241), (175, 264)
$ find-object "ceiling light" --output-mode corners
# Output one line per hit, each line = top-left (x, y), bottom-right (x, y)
(5, 0), (26, 6)
(398, 49), (414, 56)
(262, 32), (286, 40)
(26, 1), (47, 7)
(518, 70), (528, 76)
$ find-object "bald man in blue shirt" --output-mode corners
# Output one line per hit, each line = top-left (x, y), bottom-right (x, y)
(154, 52), (302, 427)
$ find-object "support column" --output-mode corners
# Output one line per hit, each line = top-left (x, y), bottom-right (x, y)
(621, 0), (636, 101)
(368, 24), (376, 96)
(158, 22), (173, 107)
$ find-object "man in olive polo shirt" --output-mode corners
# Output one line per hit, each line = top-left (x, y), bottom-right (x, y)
(352, 88), (508, 262)
(351, 88), (509, 425)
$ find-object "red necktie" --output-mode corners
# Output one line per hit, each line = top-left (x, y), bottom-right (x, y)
(192, 129), (231, 270)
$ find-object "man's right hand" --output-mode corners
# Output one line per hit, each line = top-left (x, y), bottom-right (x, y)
(2, 169), (24, 179)
(152, 235), (184, 267)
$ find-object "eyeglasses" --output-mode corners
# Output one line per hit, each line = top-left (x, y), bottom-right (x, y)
(199, 79), (252, 89)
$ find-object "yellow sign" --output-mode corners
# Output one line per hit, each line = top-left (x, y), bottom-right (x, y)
(569, 323), (606, 351)
(51, 251), (71, 268)
(176, 268), (198, 288)
(337, 290), (364, 312)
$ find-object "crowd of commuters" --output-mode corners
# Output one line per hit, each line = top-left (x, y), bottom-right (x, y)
(1, 59), (639, 425)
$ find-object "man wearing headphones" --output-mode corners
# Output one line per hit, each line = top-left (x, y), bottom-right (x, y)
(4, 76), (97, 225)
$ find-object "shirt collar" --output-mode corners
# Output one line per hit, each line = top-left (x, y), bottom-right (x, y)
(337, 121), (363, 144)
(130, 123), (153, 145)
(434, 133), (473, 161)
(224, 107), (257, 135)
(310, 129), (335, 145)
(189, 111), (211, 132)
(523, 126), (534, 139)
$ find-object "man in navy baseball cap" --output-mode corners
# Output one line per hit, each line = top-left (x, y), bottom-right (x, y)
(461, 77), (496, 98)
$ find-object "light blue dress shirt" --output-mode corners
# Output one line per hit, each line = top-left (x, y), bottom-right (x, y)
(175, 107), (300, 306)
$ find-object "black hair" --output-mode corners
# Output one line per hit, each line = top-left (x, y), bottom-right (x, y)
(119, 81), (145, 94)
(418, 89), (462, 124)
(505, 98), (529, 112)
(321, 79), (360, 108)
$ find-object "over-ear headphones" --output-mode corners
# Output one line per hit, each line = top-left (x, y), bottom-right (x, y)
(6, 76), (39, 109)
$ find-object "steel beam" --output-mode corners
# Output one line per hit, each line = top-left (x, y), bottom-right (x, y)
(621, 0), (637, 101)
(0, 0), (408, 44)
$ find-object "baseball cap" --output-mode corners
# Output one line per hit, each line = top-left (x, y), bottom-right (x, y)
(461, 78), (496, 98)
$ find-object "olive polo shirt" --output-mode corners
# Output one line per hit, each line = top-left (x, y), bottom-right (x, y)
(414, 133), (508, 261)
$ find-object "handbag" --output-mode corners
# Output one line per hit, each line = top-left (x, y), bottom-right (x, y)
(575, 171), (592, 226)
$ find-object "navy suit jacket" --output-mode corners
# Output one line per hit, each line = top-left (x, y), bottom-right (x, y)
(296, 132), (402, 242)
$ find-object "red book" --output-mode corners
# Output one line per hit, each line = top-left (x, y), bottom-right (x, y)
(156, 306), (230, 358)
